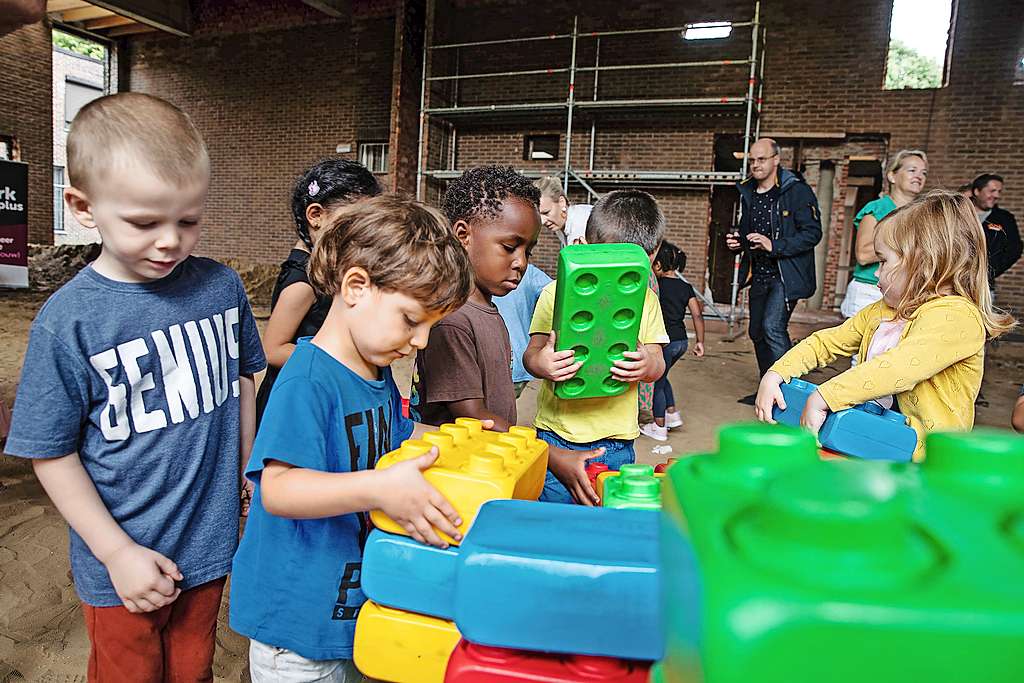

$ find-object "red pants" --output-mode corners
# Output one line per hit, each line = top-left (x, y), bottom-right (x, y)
(82, 576), (226, 683)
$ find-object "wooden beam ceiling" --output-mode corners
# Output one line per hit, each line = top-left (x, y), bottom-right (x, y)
(47, 0), (190, 38)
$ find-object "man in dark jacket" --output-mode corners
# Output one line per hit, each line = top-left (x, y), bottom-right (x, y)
(971, 173), (1021, 289)
(727, 138), (822, 404)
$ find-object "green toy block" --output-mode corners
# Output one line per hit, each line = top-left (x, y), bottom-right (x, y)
(602, 463), (662, 510)
(552, 243), (651, 400)
(660, 423), (1024, 683)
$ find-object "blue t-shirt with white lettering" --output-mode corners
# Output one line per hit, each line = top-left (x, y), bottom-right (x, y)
(4, 257), (266, 606)
(229, 338), (414, 660)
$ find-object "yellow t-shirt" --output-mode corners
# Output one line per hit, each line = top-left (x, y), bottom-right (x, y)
(529, 282), (669, 442)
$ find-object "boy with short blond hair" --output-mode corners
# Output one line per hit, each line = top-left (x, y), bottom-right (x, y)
(4, 92), (267, 681)
(524, 189), (669, 504)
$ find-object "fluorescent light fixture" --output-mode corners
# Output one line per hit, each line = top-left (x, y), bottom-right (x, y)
(683, 21), (732, 40)
(531, 151), (554, 160)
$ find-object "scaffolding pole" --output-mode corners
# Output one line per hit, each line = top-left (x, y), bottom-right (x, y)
(728, 0), (761, 337)
(416, 4), (767, 312)
(415, 13), (429, 200)
(588, 37), (600, 180)
(563, 16), (578, 195)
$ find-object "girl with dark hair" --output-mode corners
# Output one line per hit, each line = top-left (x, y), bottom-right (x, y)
(640, 241), (706, 441)
(255, 158), (381, 425)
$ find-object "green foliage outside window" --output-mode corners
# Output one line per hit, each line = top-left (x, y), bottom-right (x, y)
(884, 39), (942, 89)
(52, 29), (106, 61)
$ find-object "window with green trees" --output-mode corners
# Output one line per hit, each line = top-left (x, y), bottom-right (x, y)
(883, 0), (955, 90)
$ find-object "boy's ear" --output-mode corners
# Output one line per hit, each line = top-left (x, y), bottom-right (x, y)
(64, 187), (97, 230)
(340, 266), (372, 306)
(452, 218), (472, 247)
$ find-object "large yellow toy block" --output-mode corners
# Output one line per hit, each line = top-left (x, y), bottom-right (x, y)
(353, 600), (460, 683)
(370, 418), (548, 544)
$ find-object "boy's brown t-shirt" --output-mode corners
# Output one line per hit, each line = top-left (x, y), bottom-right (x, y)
(414, 299), (517, 427)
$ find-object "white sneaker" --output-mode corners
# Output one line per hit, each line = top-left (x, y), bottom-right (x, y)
(665, 411), (683, 429)
(640, 423), (668, 441)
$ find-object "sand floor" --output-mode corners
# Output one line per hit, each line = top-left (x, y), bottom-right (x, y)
(2, 289), (1021, 681)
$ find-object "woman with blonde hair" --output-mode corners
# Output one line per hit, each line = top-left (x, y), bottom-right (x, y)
(534, 176), (592, 247)
(756, 190), (1015, 461)
(840, 149), (929, 317)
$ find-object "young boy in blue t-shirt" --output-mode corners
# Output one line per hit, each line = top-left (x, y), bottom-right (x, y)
(4, 93), (267, 681)
(230, 195), (474, 681)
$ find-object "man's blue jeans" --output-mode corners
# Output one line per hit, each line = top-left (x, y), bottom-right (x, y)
(748, 277), (797, 377)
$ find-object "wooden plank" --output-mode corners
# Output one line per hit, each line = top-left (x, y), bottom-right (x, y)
(105, 23), (158, 36)
(85, 14), (134, 29)
(46, 0), (90, 12)
(759, 131), (847, 140)
(846, 177), (878, 187)
(301, 0), (350, 17)
(89, 0), (191, 36)
(61, 6), (114, 21)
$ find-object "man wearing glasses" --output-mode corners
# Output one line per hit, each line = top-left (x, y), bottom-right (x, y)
(727, 138), (822, 405)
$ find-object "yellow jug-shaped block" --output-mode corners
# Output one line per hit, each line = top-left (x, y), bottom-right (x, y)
(353, 600), (460, 683)
(370, 418), (548, 544)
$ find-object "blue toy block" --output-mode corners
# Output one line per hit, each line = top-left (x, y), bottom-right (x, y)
(455, 499), (663, 661)
(819, 401), (916, 462)
(361, 530), (459, 620)
(360, 500), (668, 661)
(773, 378), (817, 427)
(772, 379), (917, 462)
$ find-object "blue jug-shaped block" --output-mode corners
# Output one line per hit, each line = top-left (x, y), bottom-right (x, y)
(773, 378), (818, 427)
(819, 401), (917, 462)
(453, 499), (664, 661)
(361, 529), (459, 620)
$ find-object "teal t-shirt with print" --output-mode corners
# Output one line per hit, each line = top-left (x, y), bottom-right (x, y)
(852, 195), (897, 285)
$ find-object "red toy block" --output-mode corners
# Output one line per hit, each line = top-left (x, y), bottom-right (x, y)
(586, 462), (610, 488)
(444, 640), (651, 682)
(818, 447), (846, 461)
(401, 397), (410, 418)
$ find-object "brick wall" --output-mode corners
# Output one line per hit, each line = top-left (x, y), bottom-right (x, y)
(14, 0), (1018, 311)
(124, 0), (396, 264)
(418, 0), (1024, 310)
(0, 22), (53, 245)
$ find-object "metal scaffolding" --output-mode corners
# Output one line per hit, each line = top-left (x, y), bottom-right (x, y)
(415, 2), (766, 332)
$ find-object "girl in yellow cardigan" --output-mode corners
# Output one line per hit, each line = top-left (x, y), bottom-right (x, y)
(755, 190), (1015, 460)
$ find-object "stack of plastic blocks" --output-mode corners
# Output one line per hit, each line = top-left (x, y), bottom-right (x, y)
(358, 497), (668, 681)
(353, 419), (548, 682)
(660, 422), (1024, 682)
(772, 377), (917, 461)
(552, 243), (651, 400)
(598, 463), (664, 509)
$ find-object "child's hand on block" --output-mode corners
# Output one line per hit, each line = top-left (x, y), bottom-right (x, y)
(547, 445), (605, 506)
(376, 447), (462, 549)
(800, 391), (830, 434)
(754, 371), (786, 423)
(102, 542), (183, 613)
(610, 343), (660, 383)
(535, 332), (582, 382)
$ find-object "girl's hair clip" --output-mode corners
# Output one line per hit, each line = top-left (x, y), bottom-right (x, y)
(308, 180), (320, 197)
